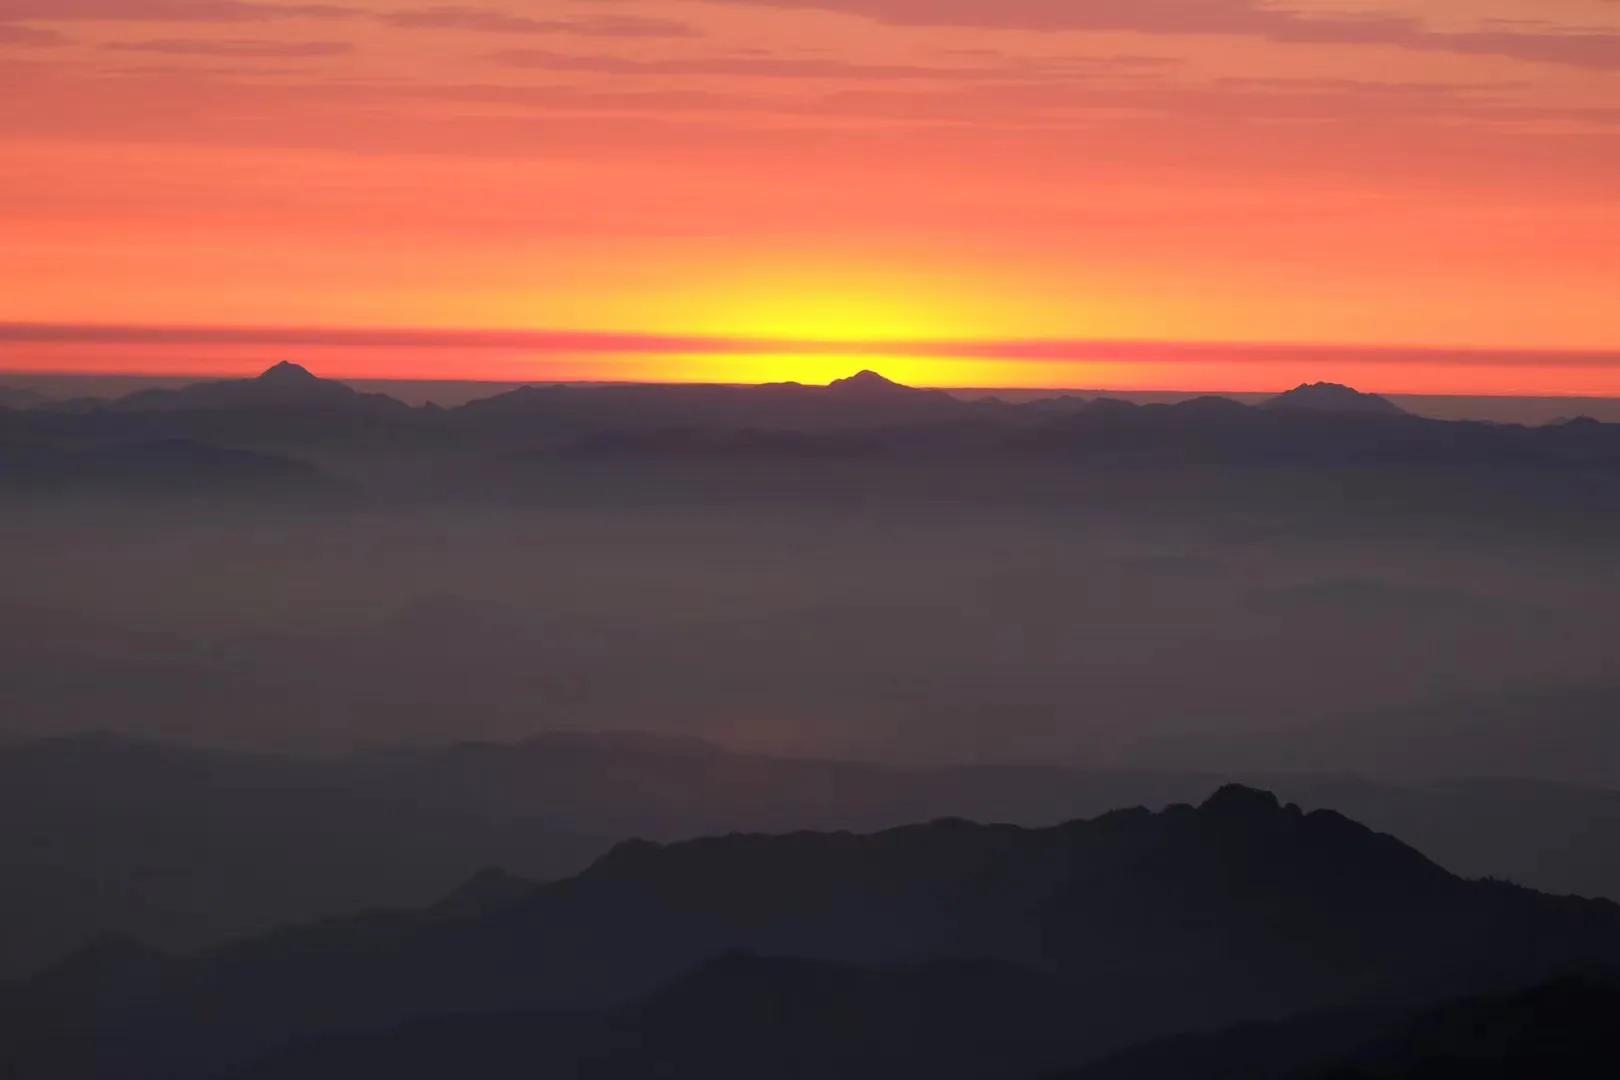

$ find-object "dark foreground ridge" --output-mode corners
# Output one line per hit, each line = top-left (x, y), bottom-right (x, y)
(3, 786), (1618, 1079)
(8, 733), (1620, 982)
(1063, 973), (1620, 1079)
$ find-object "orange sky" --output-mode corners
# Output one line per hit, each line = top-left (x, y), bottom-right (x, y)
(3, 1), (1620, 393)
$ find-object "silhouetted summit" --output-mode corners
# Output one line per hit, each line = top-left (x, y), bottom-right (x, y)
(257, 361), (319, 385)
(1200, 783), (1287, 819)
(110, 363), (408, 415)
(828, 370), (912, 396)
(1264, 382), (1406, 416)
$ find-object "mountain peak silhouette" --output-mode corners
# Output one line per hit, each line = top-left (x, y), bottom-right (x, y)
(107, 360), (408, 417)
(1264, 382), (1405, 416)
(1199, 783), (1285, 818)
(257, 361), (318, 384)
(828, 370), (910, 395)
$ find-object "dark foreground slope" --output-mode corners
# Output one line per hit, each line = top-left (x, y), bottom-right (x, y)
(1064, 973), (1620, 1079)
(3, 787), (1619, 1079)
(237, 969), (1620, 1080)
(233, 953), (1094, 1080)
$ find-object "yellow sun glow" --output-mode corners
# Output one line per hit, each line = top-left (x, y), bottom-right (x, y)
(648, 265), (1008, 343)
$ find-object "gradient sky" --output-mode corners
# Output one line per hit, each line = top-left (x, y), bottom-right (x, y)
(3, 0), (1620, 391)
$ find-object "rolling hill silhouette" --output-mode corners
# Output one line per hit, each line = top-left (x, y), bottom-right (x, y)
(4, 787), (1619, 1079)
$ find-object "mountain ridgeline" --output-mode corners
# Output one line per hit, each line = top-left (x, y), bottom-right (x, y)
(6, 365), (1620, 503)
(3, 786), (1618, 1079)
(7, 731), (1620, 983)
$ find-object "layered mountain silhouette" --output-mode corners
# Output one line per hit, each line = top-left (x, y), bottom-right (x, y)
(0, 437), (335, 498)
(4, 786), (1619, 1079)
(0, 385), (46, 409)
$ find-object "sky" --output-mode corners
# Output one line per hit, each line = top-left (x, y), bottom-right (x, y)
(2, 0), (1620, 392)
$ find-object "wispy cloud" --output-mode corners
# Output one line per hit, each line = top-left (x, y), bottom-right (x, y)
(104, 36), (352, 55)
(0, 1), (355, 21)
(488, 48), (1164, 80)
(709, 0), (1620, 70)
(380, 6), (697, 38)
(0, 23), (67, 45)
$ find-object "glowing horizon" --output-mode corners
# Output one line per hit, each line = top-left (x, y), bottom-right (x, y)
(9, 321), (1620, 397)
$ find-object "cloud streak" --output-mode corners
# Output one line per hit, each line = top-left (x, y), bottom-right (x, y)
(488, 48), (1169, 81)
(712, 0), (1620, 70)
(0, 1), (355, 18)
(0, 23), (67, 44)
(103, 36), (352, 55)
(380, 6), (697, 38)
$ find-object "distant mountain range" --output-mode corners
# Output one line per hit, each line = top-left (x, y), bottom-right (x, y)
(4, 364), (1618, 468)
(4, 785), (1617, 1079)
(6, 365), (1620, 503)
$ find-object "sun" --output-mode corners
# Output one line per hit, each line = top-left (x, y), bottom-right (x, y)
(615, 262), (1128, 388)
(646, 263), (996, 343)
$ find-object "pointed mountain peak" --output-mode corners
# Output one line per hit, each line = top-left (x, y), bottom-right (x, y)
(1264, 382), (1405, 416)
(257, 361), (318, 383)
(828, 369), (911, 394)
